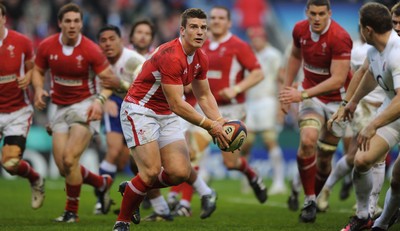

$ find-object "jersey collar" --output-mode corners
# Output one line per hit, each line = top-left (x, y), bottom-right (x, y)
(310, 19), (331, 42)
(58, 33), (82, 47)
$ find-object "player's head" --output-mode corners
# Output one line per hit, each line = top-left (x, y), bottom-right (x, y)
(209, 6), (231, 38)
(391, 2), (400, 36)
(180, 8), (207, 53)
(247, 26), (267, 52)
(0, 3), (6, 29)
(57, 3), (83, 43)
(305, 0), (331, 34)
(129, 19), (155, 54)
(97, 24), (123, 62)
(359, 2), (392, 45)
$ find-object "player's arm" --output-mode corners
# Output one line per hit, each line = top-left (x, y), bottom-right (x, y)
(89, 67), (118, 121)
(31, 65), (49, 110)
(17, 59), (35, 89)
(191, 78), (223, 122)
(162, 83), (229, 147)
(98, 66), (130, 91)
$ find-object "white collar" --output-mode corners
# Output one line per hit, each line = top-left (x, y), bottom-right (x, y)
(58, 33), (82, 47)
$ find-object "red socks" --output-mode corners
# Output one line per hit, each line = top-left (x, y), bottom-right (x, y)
(297, 155), (317, 196)
(16, 160), (39, 183)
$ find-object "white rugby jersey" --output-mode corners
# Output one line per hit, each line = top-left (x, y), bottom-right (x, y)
(367, 30), (400, 109)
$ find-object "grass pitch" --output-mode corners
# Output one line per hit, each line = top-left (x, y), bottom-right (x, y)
(0, 175), (396, 231)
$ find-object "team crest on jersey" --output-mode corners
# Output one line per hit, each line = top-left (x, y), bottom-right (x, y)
(76, 55), (83, 68)
(7, 45), (15, 58)
(195, 63), (200, 69)
(219, 47), (226, 57)
(50, 54), (58, 60)
(183, 68), (188, 75)
(321, 42), (327, 54)
(300, 38), (306, 45)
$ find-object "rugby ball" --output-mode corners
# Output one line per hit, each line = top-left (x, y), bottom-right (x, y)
(217, 120), (247, 152)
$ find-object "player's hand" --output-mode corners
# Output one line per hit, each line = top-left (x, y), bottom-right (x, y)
(343, 101), (357, 122)
(104, 100), (118, 117)
(34, 89), (49, 110)
(280, 102), (290, 114)
(357, 123), (377, 152)
(101, 75), (120, 89)
(218, 87), (236, 100)
(17, 75), (31, 89)
(208, 120), (230, 149)
(279, 86), (302, 104)
(87, 100), (103, 121)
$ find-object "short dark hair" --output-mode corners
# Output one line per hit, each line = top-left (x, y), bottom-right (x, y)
(0, 3), (6, 16)
(97, 24), (121, 40)
(57, 3), (83, 22)
(306, 0), (331, 11)
(359, 2), (392, 34)
(391, 2), (400, 16)
(211, 6), (231, 20)
(129, 19), (155, 40)
(181, 8), (207, 28)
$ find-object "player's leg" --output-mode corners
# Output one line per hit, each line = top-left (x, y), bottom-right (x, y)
(261, 130), (286, 195)
(373, 155), (400, 230)
(369, 160), (386, 219)
(341, 134), (390, 230)
(0, 106), (45, 209)
(296, 111), (324, 223)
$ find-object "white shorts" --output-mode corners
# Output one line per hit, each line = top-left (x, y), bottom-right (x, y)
(245, 97), (277, 132)
(51, 97), (100, 134)
(299, 97), (345, 137)
(219, 103), (246, 121)
(351, 99), (380, 134)
(120, 102), (185, 149)
(0, 105), (33, 139)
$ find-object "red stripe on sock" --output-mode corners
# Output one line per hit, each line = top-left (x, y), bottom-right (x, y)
(65, 183), (81, 213)
(17, 160), (39, 183)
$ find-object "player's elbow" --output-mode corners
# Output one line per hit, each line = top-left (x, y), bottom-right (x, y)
(252, 69), (264, 84)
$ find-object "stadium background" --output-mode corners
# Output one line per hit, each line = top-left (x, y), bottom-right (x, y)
(0, 0), (397, 181)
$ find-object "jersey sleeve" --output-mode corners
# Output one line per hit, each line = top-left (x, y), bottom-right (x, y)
(292, 23), (301, 48)
(330, 30), (352, 60)
(86, 41), (109, 74)
(35, 40), (49, 70)
(236, 41), (261, 71)
(22, 35), (34, 62)
(389, 51), (400, 90)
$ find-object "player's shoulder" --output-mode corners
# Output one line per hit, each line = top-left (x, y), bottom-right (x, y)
(329, 20), (351, 38)
(123, 48), (146, 61)
(7, 30), (31, 42)
(80, 35), (99, 47)
(294, 20), (309, 31)
(39, 34), (59, 46)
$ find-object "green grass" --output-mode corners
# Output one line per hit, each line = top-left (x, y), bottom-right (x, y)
(0, 176), (397, 231)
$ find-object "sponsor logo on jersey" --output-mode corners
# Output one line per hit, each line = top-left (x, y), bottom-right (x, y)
(207, 70), (222, 79)
(50, 54), (58, 60)
(303, 62), (329, 75)
(0, 74), (17, 84)
(54, 76), (83, 86)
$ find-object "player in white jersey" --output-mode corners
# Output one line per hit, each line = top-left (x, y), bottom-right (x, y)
(318, 28), (386, 218)
(338, 3), (400, 230)
(240, 27), (286, 195)
(95, 24), (145, 214)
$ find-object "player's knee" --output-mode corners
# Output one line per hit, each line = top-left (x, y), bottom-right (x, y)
(61, 155), (77, 172)
(1, 142), (24, 174)
(353, 155), (372, 172)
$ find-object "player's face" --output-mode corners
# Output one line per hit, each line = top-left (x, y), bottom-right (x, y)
(209, 8), (231, 37)
(306, 5), (331, 34)
(98, 30), (123, 59)
(249, 36), (266, 52)
(131, 24), (153, 52)
(181, 17), (207, 50)
(0, 11), (5, 30)
(58, 11), (82, 41)
(392, 14), (400, 36)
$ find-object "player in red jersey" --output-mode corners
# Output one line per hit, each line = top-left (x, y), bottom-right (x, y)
(279, 0), (352, 223)
(31, 3), (122, 222)
(113, 8), (230, 231)
(201, 6), (266, 204)
(0, 3), (45, 210)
